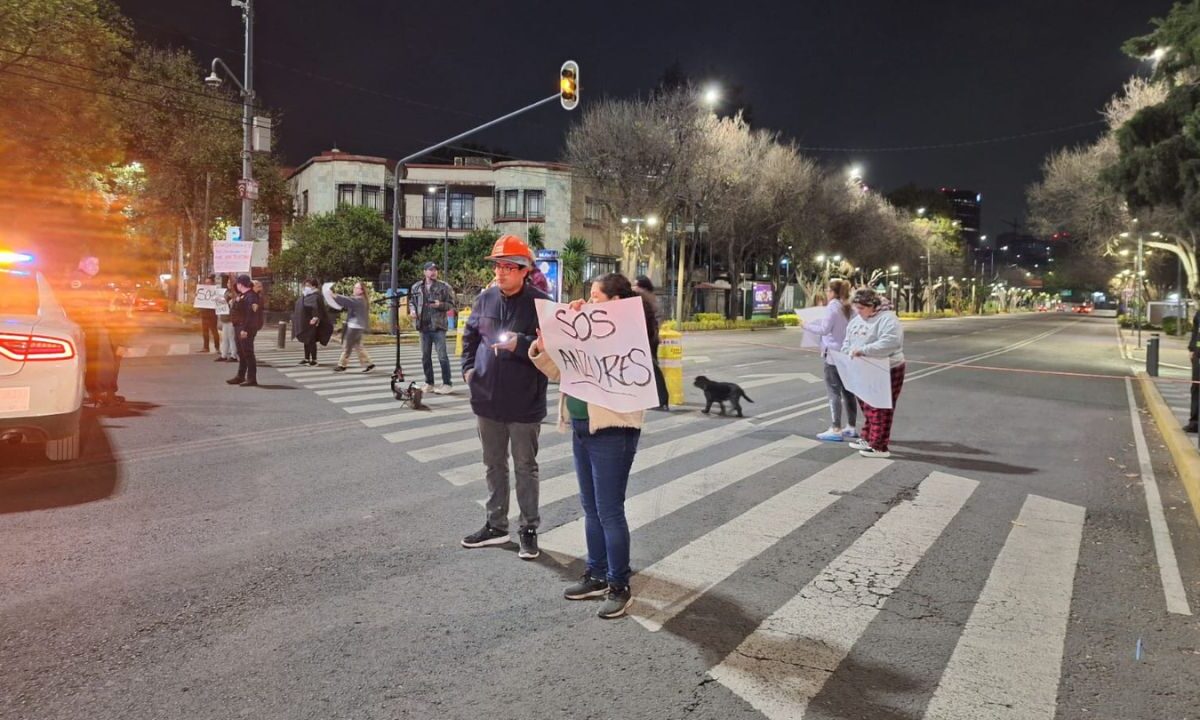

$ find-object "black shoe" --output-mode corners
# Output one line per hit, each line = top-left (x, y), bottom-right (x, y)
(518, 528), (540, 560)
(564, 573), (608, 600)
(597, 585), (633, 619)
(333, 366), (347, 373)
(214, 356), (226, 362)
(240, 380), (258, 387)
(297, 359), (310, 366)
(653, 405), (670, 411)
(226, 377), (244, 385)
(362, 364), (375, 373)
(309, 360), (318, 366)
(461, 524), (510, 548)
(1185, 422), (1198, 433)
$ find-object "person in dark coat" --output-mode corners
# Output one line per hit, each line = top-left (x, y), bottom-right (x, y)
(635, 276), (670, 411)
(292, 278), (333, 366)
(226, 274), (263, 387)
(1186, 306), (1199, 433)
(459, 235), (550, 560)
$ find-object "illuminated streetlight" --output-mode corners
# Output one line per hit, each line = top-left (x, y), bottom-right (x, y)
(702, 85), (721, 107)
(916, 207), (927, 217)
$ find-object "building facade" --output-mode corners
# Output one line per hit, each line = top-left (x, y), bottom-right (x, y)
(287, 148), (395, 220)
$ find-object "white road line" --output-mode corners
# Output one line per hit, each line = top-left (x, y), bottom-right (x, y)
(296, 376), (390, 390)
(1124, 378), (1192, 615)
(314, 382), (392, 396)
(441, 412), (701, 485)
(708, 472), (977, 720)
(518, 417), (764, 519)
(734, 360), (774, 368)
(343, 401), (411, 415)
(410, 436), (483, 463)
(739, 372), (823, 389)
(539, 435), (819, 561)
(329, 391), (401, 404)
(923, 494), (1085, 720)
(168, 342), (191, 355)
(383, 417), (478, 444)
(634, 455), (891, 632)
(360, 405), (475, 428)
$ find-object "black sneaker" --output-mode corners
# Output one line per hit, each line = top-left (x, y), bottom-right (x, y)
(226, 377), (244, 385)
(461, 524), (510, 548)
(1185, 422), (1198, 433)
(333, 366), (347, 373)
(517, 528), (539, 560)
(297, 359), (309, 366)
(361, 364), (375, 373)
(564, 573), (608, 600)
(597, 585), (633, 619)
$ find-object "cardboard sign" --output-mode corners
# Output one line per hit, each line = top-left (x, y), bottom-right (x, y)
(213, 241), (252, 273)
(828, 349), (893, 409)
(797, 305), (826, 349)
(194, 284), (221, 309)
(535, 296), (658, 413)
(214, 296), (230, 316)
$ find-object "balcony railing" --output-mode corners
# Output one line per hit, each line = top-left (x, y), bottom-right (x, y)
(401, 216), (476, 231)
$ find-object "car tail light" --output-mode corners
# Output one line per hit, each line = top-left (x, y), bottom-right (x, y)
(0, 333), (76, 361)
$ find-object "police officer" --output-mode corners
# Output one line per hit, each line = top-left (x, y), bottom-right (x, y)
(64, 255), (123, 406)
(226, 274), (263, 387)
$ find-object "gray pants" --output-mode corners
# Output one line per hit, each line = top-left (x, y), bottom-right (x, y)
(219, 320), (237, 359)
(477, 416), (541, 531)
(824, 362), (858, 428)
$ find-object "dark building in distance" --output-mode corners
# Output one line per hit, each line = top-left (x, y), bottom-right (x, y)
(994, 231), (1057, 271)
(940, 187), (982, 255)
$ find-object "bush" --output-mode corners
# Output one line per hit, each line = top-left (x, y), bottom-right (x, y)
(777, 313), (799, 326)
(695, 312), (725, 322)
(661, 317), (787, 332)
(1161, 316), (1193, 335)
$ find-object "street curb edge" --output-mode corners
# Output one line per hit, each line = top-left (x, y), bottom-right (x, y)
(1137, 370), (1200, 530)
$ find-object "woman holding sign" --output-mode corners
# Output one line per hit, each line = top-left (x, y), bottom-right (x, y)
(841, 288), (905, 459)
(802, 279), (859, 442)
(530, 273), (659, 619)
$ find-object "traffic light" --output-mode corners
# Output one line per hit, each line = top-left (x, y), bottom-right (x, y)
(560, 60), (579, 111)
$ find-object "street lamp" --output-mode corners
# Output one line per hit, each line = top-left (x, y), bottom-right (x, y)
(621, 216), (657, 266)
(702, 85), (721, 108)
(916, 206), (926, 217)
(207, 0), (255, 253)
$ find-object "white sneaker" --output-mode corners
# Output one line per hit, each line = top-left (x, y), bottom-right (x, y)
(848, 439), (871, 451)
(420, 383), (435, 393)
(434, 384), (453, 395)
(841, 427), (860, 439)
(859, 447), (891, 459)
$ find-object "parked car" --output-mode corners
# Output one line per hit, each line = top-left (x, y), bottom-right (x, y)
(0, 251), (85, 461)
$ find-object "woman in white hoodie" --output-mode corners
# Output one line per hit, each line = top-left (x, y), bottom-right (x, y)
(803, 279), (859, 442)
(841, 288), (906, 458)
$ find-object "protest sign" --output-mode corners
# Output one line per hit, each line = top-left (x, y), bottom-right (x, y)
(194, 284), (221, 309)
(828, 349), (893, 409)
(535, 296), (658, 413)
(797, 305), (826, 349)
(213, 241), (253, 273)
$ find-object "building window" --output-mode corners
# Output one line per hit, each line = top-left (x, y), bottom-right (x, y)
(361, 185), (380, 210)
(423, 192), (475, 229)
(525, 190), (544, 219)
(337, 184), (355, 207)
(497, 189), (520, 219)
(586, 256), (618, 282)
(585, 197), (603, 224)
(300, 190), (309, 217)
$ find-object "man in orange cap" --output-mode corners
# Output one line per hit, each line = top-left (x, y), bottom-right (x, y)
(459, 234), (551, 559)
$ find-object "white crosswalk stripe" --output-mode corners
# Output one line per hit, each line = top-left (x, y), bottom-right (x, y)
(383, 417), (478, 444)
(708, 472), (978, 720)
(360, 405), (475, 428)
(440, 411), (702, 486)
(539, 435), (819, 560)
(632, 454), (892, 632)
(923, 494), (1084, 720)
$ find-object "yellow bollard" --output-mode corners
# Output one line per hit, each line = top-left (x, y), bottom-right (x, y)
(455, 307), (471, 356)
(659, 326), (684, 406)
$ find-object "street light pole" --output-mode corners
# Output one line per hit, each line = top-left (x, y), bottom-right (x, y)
(1137, 232), (1144, 348)
(205, 0), (255, 250)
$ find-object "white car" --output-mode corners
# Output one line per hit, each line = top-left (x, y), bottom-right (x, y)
(0, 256), (85, 461)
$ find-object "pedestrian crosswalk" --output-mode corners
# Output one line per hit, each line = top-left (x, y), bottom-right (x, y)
(1155, 375), (1193, 429)
(256, 339), (1109, 719)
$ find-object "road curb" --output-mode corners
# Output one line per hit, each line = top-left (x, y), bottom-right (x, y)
(1137, 370), (1200, 529)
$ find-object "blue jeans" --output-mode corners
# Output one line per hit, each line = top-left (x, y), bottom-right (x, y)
(572, 419), (641, 587)
(420, 329), (451, 386)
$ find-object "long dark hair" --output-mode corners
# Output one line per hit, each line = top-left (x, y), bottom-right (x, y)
(594, 272), (659, 345)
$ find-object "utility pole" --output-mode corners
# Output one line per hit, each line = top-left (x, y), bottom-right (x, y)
(1137, 232), (1144, 348)
(237, 0), (254, 245)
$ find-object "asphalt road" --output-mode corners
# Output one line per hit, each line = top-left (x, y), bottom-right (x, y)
(2, 313), (1197, 720)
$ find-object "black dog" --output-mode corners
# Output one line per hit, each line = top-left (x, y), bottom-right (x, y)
(694, 375), (754, 417)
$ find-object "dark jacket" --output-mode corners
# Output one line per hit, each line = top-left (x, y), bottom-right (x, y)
(292, 292), (333, 345)
(231, 289), (264, 334)
(1189, 310), (1199, 355)
(462, 283), (550, 423)
(409, 278), (456, 332)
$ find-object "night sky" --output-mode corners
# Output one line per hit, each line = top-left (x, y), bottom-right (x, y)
(114, 0), (1173, 239)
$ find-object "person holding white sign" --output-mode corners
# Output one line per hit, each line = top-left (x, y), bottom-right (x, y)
(530, 274), (659, 619)
(801, 279), (859, 442)
(841, 288), (906, 459)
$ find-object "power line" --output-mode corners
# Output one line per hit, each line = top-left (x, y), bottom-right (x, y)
(0, 45), (251, 111)
(795, 120), (1107, 153)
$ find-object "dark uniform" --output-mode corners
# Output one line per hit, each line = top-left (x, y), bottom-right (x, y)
(63, 270), (121, 403)
(229, 287), (264, 385)
(1187, 309), (1199, 433)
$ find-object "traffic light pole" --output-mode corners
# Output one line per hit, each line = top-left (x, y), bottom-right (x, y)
(388, 92), (561, 380)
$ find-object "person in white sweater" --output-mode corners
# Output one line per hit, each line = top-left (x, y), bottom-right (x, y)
(802, 279), (859, 442)
(841, 288), (906, 458)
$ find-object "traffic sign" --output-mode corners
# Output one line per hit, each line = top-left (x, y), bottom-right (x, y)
(226, 226), (241, 242)
(237, 179), (259, 200)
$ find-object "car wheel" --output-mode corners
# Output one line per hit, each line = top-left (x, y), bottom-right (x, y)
(45, 430), (81, 462)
